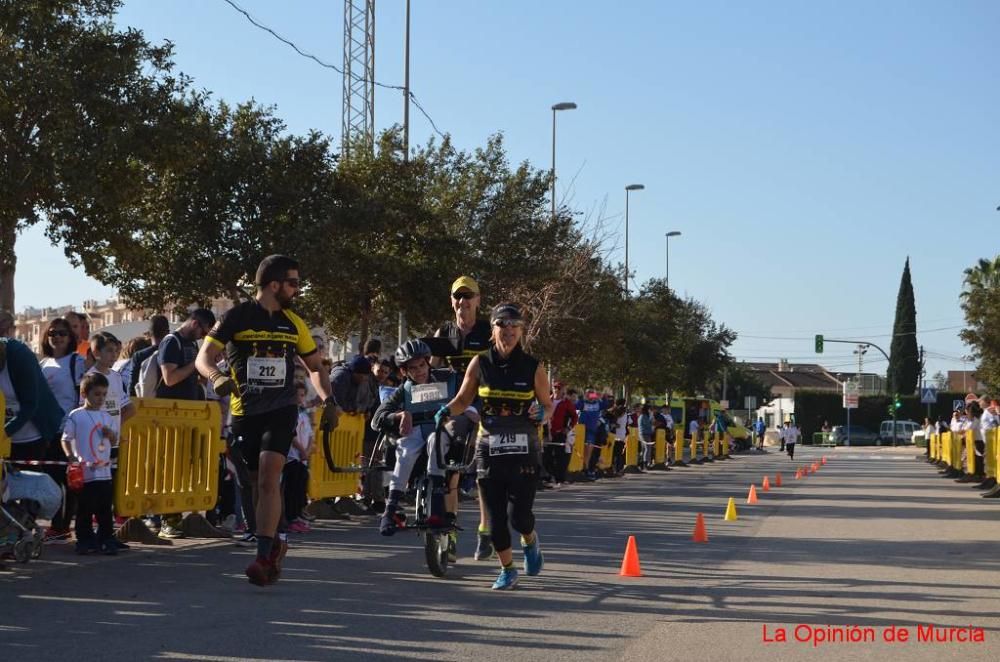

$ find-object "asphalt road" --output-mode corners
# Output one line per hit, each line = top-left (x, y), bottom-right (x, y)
(3, 446), (998, 661)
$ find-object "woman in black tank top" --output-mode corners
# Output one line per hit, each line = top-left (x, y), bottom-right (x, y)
(439, 303), (553, 590)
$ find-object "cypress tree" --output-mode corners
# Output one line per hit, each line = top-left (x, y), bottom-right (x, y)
(887, 258), (919, 394)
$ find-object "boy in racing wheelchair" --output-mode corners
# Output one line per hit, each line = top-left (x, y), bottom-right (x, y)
(371, 340), (478, 547)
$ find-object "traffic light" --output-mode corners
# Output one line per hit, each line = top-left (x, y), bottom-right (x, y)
(888, 395), (902, 415)
(815, 334), (824, 354)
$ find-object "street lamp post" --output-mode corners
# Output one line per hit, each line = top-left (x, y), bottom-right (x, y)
(665, 231), (681, 287)
(550, 102), (577, 219)
(624, 184), (644, 296)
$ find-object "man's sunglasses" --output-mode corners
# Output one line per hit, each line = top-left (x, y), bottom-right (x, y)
(452, 291), (476, 301)
(47, 329), (69, 337)
(493, 319), (524, 329)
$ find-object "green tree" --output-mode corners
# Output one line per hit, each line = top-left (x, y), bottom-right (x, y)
(717, 364), (773, 409)
(887, 257), (920, 394)
(0, 0), (188, 310)
(50, 99), (342, 314)
(931, 371), (948, 390)
(606, 278), (735, 399)
(959, 256), (1000, 390)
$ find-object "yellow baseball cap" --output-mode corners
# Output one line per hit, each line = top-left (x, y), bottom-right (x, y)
(451, 276), (479, 295)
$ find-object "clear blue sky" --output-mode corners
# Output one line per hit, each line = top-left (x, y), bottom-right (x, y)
(16, 0), (1000, 379)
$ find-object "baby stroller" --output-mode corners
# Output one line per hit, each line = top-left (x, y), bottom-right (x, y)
(1, 464), (61, 564)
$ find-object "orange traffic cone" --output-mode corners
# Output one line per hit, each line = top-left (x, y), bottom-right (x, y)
(619, 535), (642, 577)
(747, 484), (759, 504)
(762, 476), (771, 492)
(692, 513), (709, 543)
(822, 456), (827, 465)
(775, 472), (783, 487)
(812, 462), (819, 472)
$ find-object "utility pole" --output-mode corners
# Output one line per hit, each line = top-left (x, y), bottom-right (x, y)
(920, 345), (928, 421)
(397, 0), (409, 345)
(854, 344), (867, 392)
(342, 0), (376, 156)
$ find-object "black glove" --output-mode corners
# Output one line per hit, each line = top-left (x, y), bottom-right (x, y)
(321, 397), (340, 430)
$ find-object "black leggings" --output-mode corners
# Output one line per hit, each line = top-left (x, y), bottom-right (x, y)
(283, 461), (309, 521)
(76, 480), (114, 544)
(482, 460), (538, 553)
(227, 442), (257, 534)
(545, 432), (570, 483)
(542, 441), (566, 483)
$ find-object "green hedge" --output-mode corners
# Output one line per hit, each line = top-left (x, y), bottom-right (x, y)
(793, 389), (965, 442)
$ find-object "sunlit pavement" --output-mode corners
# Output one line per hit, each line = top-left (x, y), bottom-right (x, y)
(3, 446), (997, 661)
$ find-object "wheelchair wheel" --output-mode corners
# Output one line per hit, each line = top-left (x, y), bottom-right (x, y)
(13, 538), (32, 563)
(424, 531), (449, 578)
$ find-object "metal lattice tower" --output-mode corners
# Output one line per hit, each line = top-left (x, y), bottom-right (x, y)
(342, 0), (375, 156)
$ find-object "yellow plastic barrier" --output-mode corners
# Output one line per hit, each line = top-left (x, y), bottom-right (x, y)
(308, 411), (365, 500)
(985, 428), (997, 480)
(722, 433), (730, 457)
(654, 428), (667, 466)
(950, 431), (962, 471)
(713, 432), (721, 458)
(674, 429), (685, 464)
(965, 429), (975, 475)
(115, 398), (224, 517)
(625, 428), (638, 468)
(567, 423), (585, 473)
(690, 433), (699, 462)
(930, 433), (938, 461)
(941, 432), (952, 468)
(599, 431), (614, 468)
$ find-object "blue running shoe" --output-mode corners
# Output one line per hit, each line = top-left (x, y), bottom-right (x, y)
(492, 567), (519, 590)
(522, 534), (544, 576)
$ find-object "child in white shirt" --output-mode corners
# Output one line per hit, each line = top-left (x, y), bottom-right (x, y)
(62, 372), (118, 555)
(86, 332), (136, 436)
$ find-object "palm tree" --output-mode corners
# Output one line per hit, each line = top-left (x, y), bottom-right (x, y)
(961, 257), (1000, 298)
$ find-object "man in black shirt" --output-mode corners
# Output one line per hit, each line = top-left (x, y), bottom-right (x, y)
(154, 309), (216, 539)
(129, 315), (170, 396)
(156, 309), (216, 401)
(197, 255), (337, 587)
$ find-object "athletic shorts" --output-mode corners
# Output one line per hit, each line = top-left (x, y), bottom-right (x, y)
(231, 404), (299, 471)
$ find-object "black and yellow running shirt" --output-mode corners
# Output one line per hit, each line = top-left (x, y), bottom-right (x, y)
(206, 300), (316, 417)
(434, 319), (492, 375)
(476, 344), (539, 433)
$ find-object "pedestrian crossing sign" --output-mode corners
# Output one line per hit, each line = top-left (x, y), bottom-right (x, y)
(920, 387), (937, 404)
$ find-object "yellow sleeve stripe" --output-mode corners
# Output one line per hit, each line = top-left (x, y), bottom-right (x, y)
(206, 336), (225, 349)
(287, 310), (317, 355)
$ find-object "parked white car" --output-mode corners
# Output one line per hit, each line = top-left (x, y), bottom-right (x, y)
(879, 420), (920, 445)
